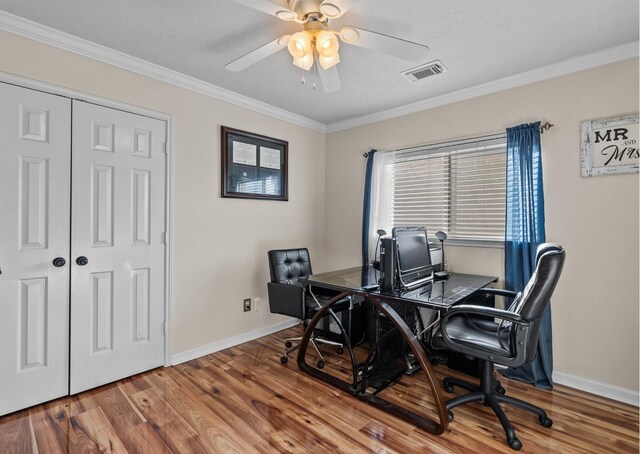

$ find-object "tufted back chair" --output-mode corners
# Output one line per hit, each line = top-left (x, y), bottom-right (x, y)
(267, 248), (315, 320)
(268, 248), (313, 283)
(267, 248), (350, 367)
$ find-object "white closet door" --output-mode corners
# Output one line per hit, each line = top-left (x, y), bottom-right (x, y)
(70, 101), (166, 394)
(0, 83), (71, 415)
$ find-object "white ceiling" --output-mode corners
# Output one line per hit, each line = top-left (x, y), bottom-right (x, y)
(0, 0), (638, 128)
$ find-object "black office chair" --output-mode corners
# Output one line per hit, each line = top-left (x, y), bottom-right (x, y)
(267, 248), (349, 368)
(435, 243), (565, 450)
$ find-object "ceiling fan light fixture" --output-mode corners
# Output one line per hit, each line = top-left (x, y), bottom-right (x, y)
(292, 53), (314, 71)
(339, 27), (360, 43)
(318, 52), (340, 70)
(316, 30), (339, 58)
(288, 31), (312, 58)
(319, 3), (342, 18)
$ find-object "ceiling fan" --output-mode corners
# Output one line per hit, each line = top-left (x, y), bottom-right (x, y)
(225, 0), (430, 93)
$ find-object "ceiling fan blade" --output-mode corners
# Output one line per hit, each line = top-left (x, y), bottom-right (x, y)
(229, 0), (298, 21)
(315, 58), (341, 93)
(340, 27), (429, 62)
(319, 0), (360, 19)
(225, 36), (290, 71)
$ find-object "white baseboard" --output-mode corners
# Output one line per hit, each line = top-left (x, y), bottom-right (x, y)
(171, 319), (298, 365)
(553, 371), (639, 407)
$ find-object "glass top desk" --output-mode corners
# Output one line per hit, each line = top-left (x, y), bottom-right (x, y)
(295, 265), (498, 435)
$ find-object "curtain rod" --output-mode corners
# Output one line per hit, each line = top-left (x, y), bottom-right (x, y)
(363, 121), (555, 158)
(540, 121), (554, 134)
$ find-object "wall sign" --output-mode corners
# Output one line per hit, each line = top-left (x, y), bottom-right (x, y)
(221, 126), (288, 200)
(581, 114), (639, 177)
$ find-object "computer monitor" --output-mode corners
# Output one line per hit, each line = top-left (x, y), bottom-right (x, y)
(392, 226), (433, 289)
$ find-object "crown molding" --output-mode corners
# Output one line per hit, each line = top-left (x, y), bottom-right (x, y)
(1, 10), (636, 136)
(326, 41), (640, 133)
(0, 10), (327, 134)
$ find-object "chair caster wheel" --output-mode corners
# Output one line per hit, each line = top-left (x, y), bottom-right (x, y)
(284, 341), (292, 348)
(508, 437), (522, 450)
(317, 360), (325, 369)
(280, 356), (288, 364)
(539, 415), (553, 428)
(337, 347), (344, 355)
(495, 383), (506, 394)
(447, 411), (454, 422)
(443, 379), (454, 393)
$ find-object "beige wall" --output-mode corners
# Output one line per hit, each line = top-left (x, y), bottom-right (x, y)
(325, 59), (639, 391)
(0, 30), (327, 355)
(2, 29), (638, 393)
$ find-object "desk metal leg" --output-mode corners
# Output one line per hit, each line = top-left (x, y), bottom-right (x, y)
(298, 292), (359, 388)
(370, 297), (448, 434)
(297, 292), (448, 435)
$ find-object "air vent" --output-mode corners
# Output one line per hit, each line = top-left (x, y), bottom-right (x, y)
(402, 60), (447, 82)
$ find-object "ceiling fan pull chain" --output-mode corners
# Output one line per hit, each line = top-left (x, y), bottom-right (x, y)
(313, 61), (319, 91)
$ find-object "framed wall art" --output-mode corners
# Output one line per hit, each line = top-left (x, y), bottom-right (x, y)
(221, 126), (288, 200)
(581, 114), (639, 177)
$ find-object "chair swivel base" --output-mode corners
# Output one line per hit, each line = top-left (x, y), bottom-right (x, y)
(443, 360), (553, 451)
(280, 335), (344, 369)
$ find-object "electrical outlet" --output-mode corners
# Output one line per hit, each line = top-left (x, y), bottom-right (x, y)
(243, 298), (251, 312)
(253, 297), (261, 312)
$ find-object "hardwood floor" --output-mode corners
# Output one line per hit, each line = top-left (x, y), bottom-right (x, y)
(0, 326), (638, 453)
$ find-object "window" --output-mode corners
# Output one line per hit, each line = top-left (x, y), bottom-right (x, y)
(391, 135), (507, 242)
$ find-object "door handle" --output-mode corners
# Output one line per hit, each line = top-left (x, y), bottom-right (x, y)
(53, 257), (66, 267)
(76, 256), (89, 266)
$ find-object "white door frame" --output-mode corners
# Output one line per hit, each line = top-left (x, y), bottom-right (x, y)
(0, 70), (174, 366)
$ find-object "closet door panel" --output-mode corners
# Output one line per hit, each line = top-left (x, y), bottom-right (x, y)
(70, 101), (166, 394)
(0, 83), (71, 416)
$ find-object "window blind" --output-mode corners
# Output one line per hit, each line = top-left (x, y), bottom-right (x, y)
(391, 136), (507, 241)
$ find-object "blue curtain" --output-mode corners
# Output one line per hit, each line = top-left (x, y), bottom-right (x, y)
(361, 150), (377, 266)
(500, 122), (553, 389)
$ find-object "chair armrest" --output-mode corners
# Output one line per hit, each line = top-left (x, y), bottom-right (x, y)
(477, 287), (519, 299)
(267, 281), (305, 319)
(440, 304), (532, 366)
(442, 304), (524, 324)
